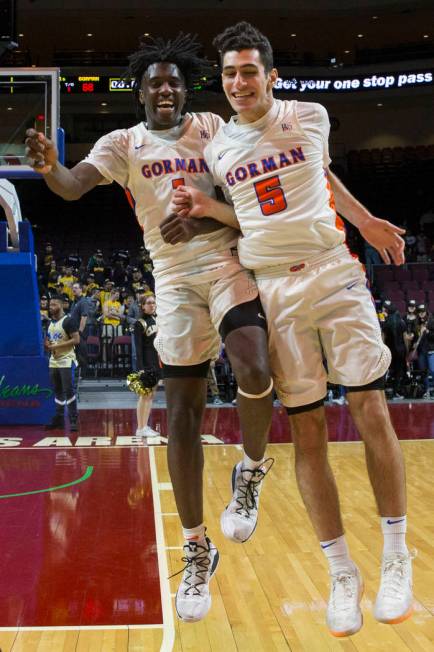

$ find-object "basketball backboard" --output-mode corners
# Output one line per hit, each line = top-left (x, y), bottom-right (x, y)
(0, 67), (63, 179)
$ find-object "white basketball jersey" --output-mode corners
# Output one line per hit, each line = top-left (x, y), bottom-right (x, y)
(206, 100), (346, 270)
(85, 112), (238, 280)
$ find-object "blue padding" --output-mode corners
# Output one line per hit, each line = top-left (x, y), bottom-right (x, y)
(57, 127), (65, 165)
(0, 356), (55, 424)
(0, 222), (7, 253)
(18, 221), (35, 253)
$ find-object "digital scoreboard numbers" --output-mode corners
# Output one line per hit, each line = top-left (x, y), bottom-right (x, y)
(109, 78), (135, 91)
(60, 75), (105, 93)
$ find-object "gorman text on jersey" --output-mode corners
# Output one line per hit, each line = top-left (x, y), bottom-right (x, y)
(141, 157), (210, 178)
(225, 146), (306, 187)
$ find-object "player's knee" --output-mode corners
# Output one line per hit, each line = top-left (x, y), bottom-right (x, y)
(290, 406), (328, 454)
(348, 388), (385, 423)
(234, 363), (271, 396)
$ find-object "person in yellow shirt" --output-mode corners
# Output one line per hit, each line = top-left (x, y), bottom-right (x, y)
(100, 279), (114, 307)
(58, 265), (77, 301)
(102, 288), (124, 336)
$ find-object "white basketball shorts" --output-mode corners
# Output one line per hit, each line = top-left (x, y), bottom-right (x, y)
(255, 245), (391, 408)
(154, 258), (258, 366)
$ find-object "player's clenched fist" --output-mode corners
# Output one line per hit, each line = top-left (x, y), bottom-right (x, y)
(25, 128), (58, 174)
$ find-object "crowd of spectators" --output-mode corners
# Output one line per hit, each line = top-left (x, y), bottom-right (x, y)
(378, 299), (434, 400)
(37, 234), (434, 402)
(38, 242), (156, 375)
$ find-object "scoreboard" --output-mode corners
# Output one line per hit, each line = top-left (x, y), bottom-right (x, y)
(60, 75), (135, 93)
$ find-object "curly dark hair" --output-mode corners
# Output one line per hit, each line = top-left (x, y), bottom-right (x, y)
(127, 32), (212, 119)
(213, 22), (274, 72)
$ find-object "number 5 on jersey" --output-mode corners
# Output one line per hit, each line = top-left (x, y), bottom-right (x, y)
(254, 175), (287, 216)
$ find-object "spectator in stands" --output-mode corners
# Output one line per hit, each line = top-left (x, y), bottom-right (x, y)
(47, 260), (59, 291)
(42, 242), (54, 280)
(138, 247), (155, 291)
(207, 360), (223, 405)
(382, 303), (407, 400)
(112, 259), (129, 287)
(65, 251), (82, 269)
(87, 249), (107, 286)
(364, 242), (382, 283)
(416, 230), (430, 262)
(111, 248), (130, 267)
(84, 273), (98, 295)
(86, 287), (102, 337)
(134, 294), (160, 437)
(58, 265), (77, 300)
(100, 279), (114, 306)
(410, 304), (433, 398)
(102, 287), (124, 336)
(71, 282), (91, 376)
(62, 295), (71, 315)
(403, 299), (418, 348)
(40, 294), (50, 337)
(129, 267), (144, 294)
(127, 289), (146, 370)
(404, 230), (417, 261)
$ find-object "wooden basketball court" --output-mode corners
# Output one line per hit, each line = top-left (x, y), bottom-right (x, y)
(0, 405), (432, 651)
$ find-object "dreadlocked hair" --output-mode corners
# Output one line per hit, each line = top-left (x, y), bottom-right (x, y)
(213, 22), (274, 72)
(127, 32), (212, 118)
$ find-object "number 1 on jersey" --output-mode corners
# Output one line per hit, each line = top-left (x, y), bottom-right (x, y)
(254, 175), (287, 216)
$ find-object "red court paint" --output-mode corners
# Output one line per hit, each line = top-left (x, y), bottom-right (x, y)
(0, 447), (162, 627)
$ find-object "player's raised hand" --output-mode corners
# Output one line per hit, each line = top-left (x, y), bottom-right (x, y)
(359, 216), (406, 265)
(170, 185), (211, 218)
(25, 128), (58, 174)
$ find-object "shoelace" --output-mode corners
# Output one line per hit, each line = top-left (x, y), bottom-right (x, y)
(331, 572), (357, 611)
(381, 556), (410, 599)
(169, 542), (212, 596)
(234, 458), (274, 517)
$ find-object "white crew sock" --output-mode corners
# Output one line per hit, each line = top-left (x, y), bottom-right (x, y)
(182, 523), (206, 545)
(320, 534), (355, 574)
(381, 515), (408, 555)
(242, 452), (264, 471)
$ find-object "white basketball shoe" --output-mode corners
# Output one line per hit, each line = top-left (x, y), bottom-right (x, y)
(220, 459), (274, 543)
(174, 537), (219, 623)
(373, 552), (413, 624)
(326, 565), (364, 637)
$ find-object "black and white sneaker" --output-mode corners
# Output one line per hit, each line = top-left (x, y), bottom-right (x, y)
(173, 537), (219, 622)
(220, 458), (274, 543)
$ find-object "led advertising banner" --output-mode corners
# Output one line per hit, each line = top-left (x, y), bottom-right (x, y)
(56, 69), (434, 95)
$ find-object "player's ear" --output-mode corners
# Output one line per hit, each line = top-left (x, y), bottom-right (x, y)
(138, 89), (145, 105)
(268, 68), (278, 90)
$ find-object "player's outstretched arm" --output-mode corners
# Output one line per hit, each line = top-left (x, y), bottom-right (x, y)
(170, 186), (240, 229)
(327, 169), (406, 265)
(25, 129), (103, 200)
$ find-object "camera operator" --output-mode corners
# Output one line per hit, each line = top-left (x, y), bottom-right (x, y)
(382, 302), (407, 399)
(409, 304), (434, 399)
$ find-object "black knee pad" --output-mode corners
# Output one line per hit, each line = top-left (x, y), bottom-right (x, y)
(162, 360), (210, 379)
(344, 375), (386, 393)
(219, 298), (267, 342)
(286, 397), (326, 415)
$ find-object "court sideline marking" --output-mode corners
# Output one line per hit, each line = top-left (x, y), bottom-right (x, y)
(149, 446), (175, 652)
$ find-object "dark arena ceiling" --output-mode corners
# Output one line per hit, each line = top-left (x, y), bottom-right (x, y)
(8, 0), (434, 68)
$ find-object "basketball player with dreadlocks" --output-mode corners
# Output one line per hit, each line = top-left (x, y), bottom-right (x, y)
(170, 22), (412, 638)
(25, 33), (274, 623)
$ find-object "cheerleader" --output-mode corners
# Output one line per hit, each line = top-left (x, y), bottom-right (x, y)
(133, 294), (161, 437)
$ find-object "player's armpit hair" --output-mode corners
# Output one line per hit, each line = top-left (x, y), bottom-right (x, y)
(127, 32), (212, 118)
(213, 22), (274, 72)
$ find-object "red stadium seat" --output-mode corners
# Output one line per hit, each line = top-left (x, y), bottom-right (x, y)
(393, 268), (412, 283)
